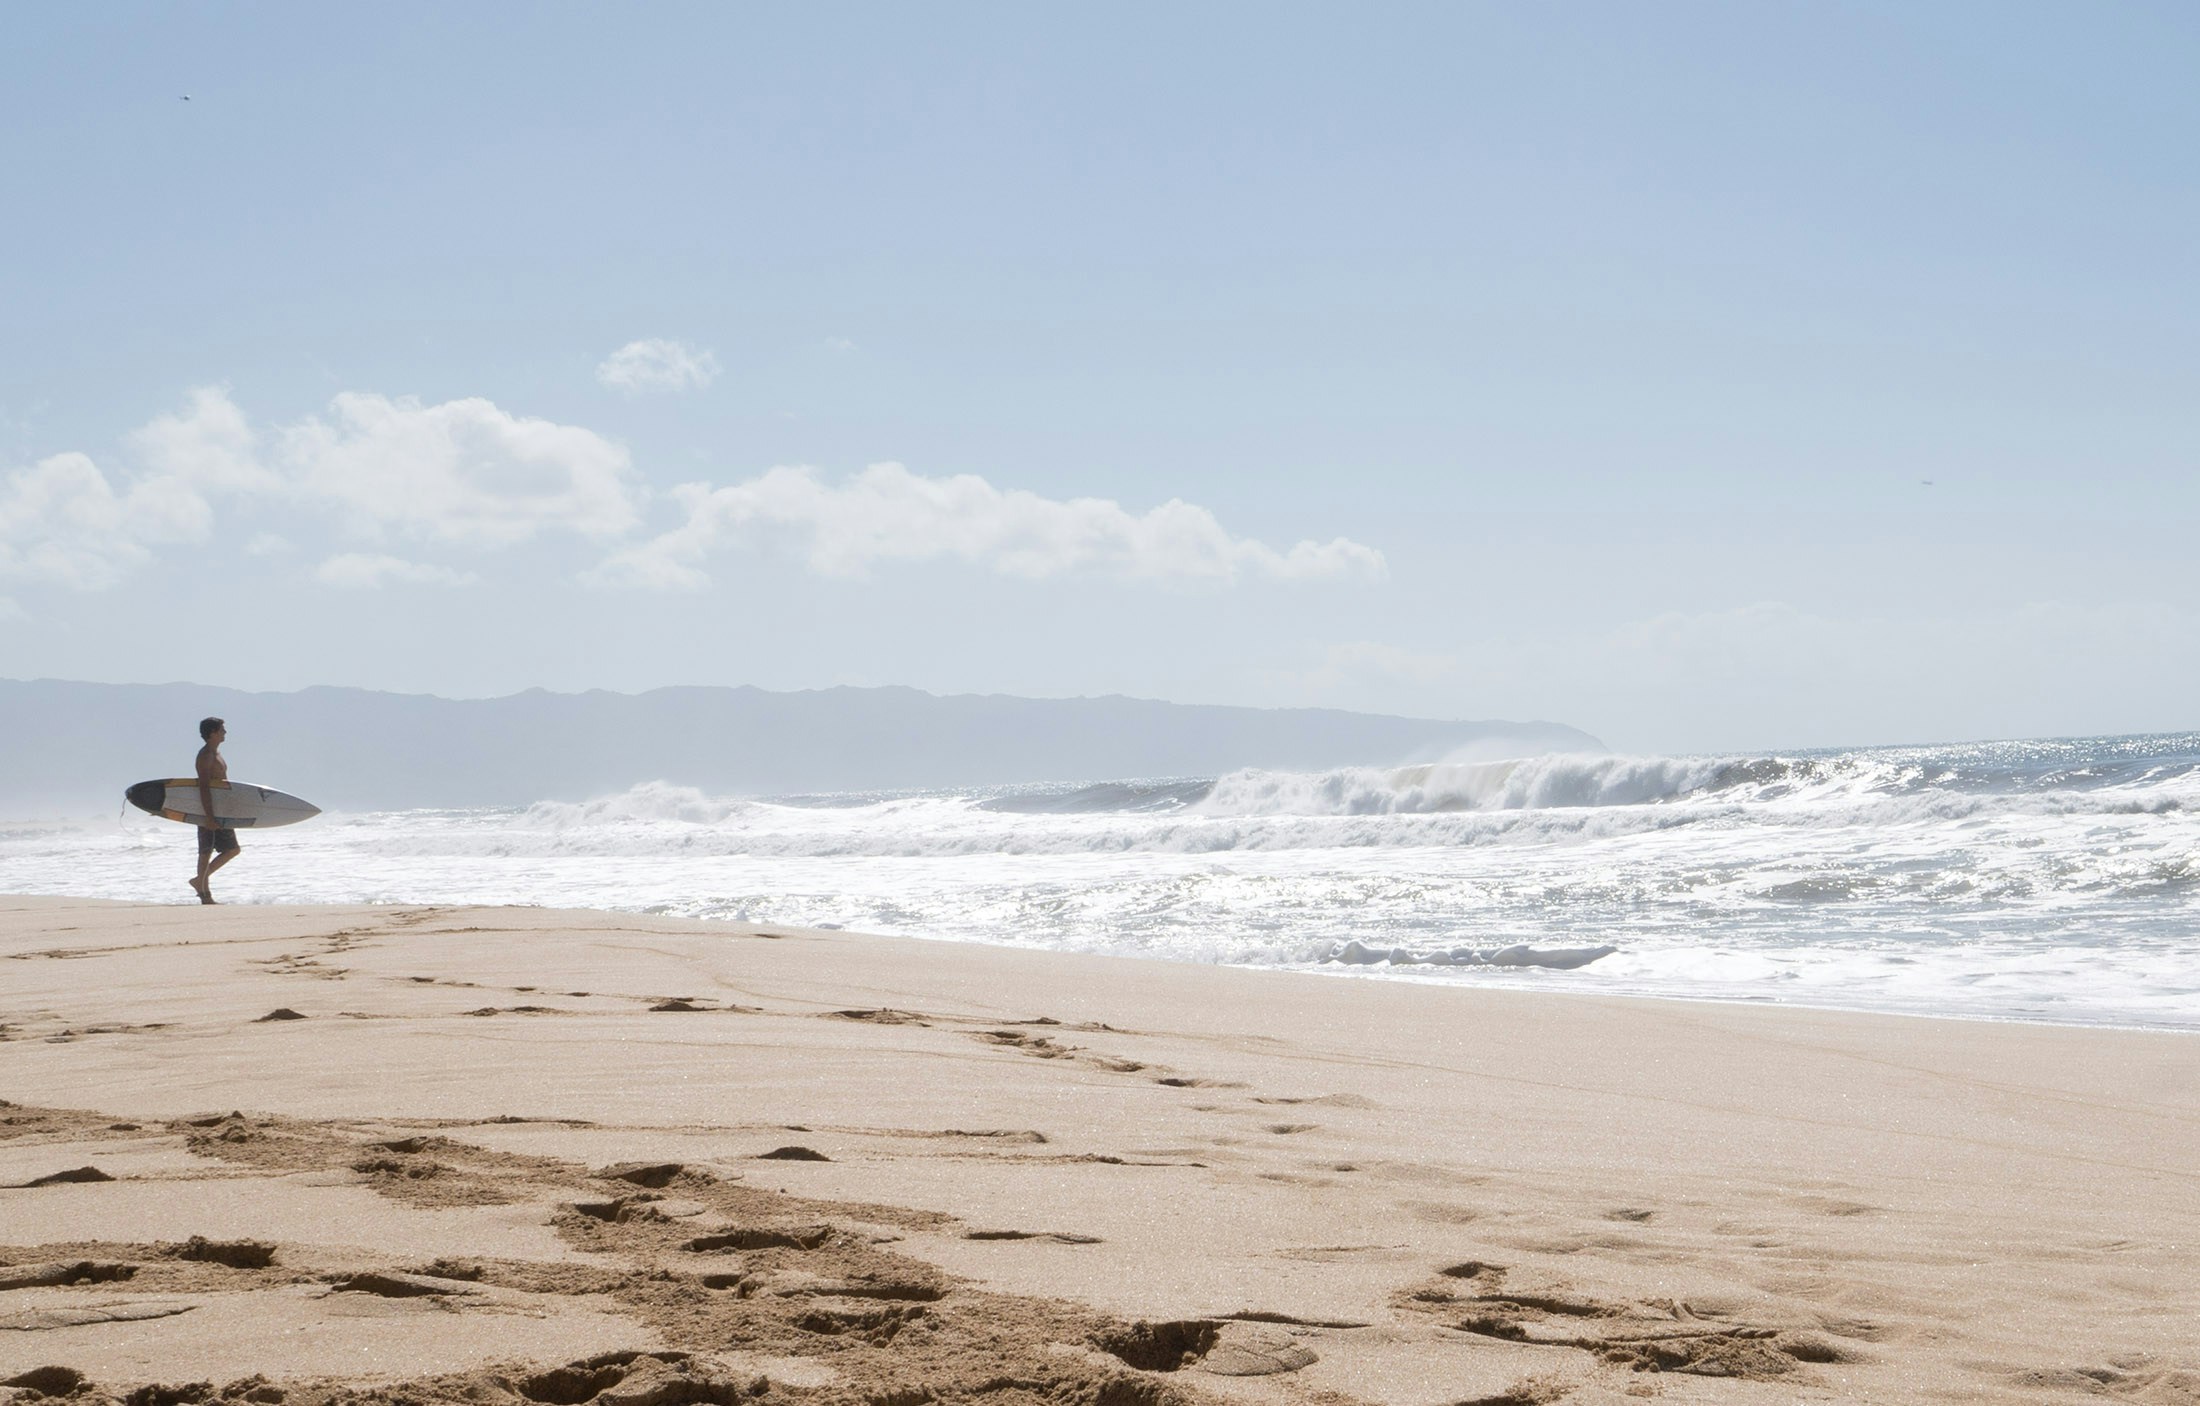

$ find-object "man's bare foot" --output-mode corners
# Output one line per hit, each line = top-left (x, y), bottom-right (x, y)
(190, 877), (214, 905)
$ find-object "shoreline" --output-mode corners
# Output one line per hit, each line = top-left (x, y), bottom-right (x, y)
(9, 888), (2196, 1038)
(1304, 957), (2200, 1037)
(4, 895), (2197, 1403)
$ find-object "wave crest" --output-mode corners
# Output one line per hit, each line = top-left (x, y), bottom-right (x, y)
(1196, 754), (1731, 816)
(519, 781), (754, 828)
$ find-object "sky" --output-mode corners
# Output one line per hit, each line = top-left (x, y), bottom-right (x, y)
(3, 1), (2196, 754)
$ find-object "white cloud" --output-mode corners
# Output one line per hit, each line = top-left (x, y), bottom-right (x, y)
(587, 461), (1388, 590)
(0, 595), (23, 621)
(314, 553), (478, 589)
(13, 389), (1382, 603)
(125, 384), (275, 492)
(0, 450), (212, 590)
(823, 337), (857, 354)
(4, 388), (643, 594)
(280, 392), (642, 546)
(596, 339), (720, 394)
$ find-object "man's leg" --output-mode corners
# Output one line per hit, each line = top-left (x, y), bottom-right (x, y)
(203, 831), (240, 897)
(193, 828), (236, 903)
(191, 829), (214, 902)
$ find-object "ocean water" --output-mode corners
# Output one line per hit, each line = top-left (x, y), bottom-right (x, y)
(6, 733), (2197, 1030)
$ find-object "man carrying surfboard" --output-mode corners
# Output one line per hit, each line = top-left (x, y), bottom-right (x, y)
(125, 749), (319, 884)
(191, 716), (239, 904)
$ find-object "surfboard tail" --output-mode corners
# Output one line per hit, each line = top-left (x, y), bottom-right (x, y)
(125, 780), (167, 815)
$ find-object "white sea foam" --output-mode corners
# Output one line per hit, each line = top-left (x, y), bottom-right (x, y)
(1196, 754), (1734, 815)
(517, 780), (756, 828)
(7, 733), (2196, 1029)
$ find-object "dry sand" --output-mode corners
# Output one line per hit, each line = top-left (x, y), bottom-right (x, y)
(2, 895), (2195, 1405)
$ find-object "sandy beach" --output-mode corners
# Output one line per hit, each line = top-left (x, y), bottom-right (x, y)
(3, 895), (2195, 1405)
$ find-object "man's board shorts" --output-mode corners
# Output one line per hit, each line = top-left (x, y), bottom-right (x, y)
(199, 826), (240, 858)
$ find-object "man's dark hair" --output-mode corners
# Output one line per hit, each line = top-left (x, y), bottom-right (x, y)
(199, 717), (225, 741)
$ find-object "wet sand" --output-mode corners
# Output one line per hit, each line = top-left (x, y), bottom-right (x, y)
(3, 896), (2195, 1405)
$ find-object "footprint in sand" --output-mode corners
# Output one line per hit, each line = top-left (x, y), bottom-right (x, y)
(595, 1161), (692, 1187)
(1091, 1319), (1319, 1377)
(0, 1301), (197, 1330)
(163, 1236), (276, 1268)
(11, 1165), (114, 1187)
(826, 1008), (930, 1026)
(1253, 1093), (1379, 1110)
(1274, 1244), (1415, 1264)
(0, 1261), (136, 1290)
(2, 1369), (90, 1395)
(686, 1226), (833, 1252)
(1401, 1259), (1862, 1381)
(326, 1271), (477, 1298)
(969, 1028), (1147, 1074)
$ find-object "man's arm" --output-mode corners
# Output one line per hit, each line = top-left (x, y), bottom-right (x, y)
(196, 747), (219, 826)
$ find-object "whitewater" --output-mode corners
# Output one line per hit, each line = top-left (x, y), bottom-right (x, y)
(6, 732), (2197, 1030)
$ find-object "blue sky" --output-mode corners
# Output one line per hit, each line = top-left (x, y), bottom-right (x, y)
(4, 2), (2195, 752)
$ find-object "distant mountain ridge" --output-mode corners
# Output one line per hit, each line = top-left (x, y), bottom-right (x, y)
(0, 677), (1603, 814)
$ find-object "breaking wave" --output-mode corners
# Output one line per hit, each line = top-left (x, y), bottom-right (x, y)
(14, 730), (2197, 1029)
(518, 781), (756, 828)
(1195, 755), (1730, 815)
(432, 734), (2200, 864)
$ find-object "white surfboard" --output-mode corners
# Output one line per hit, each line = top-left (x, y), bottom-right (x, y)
(126, 778), (321, 829)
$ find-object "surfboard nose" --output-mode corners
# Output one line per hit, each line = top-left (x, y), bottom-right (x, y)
(126, 780), (167, 814)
